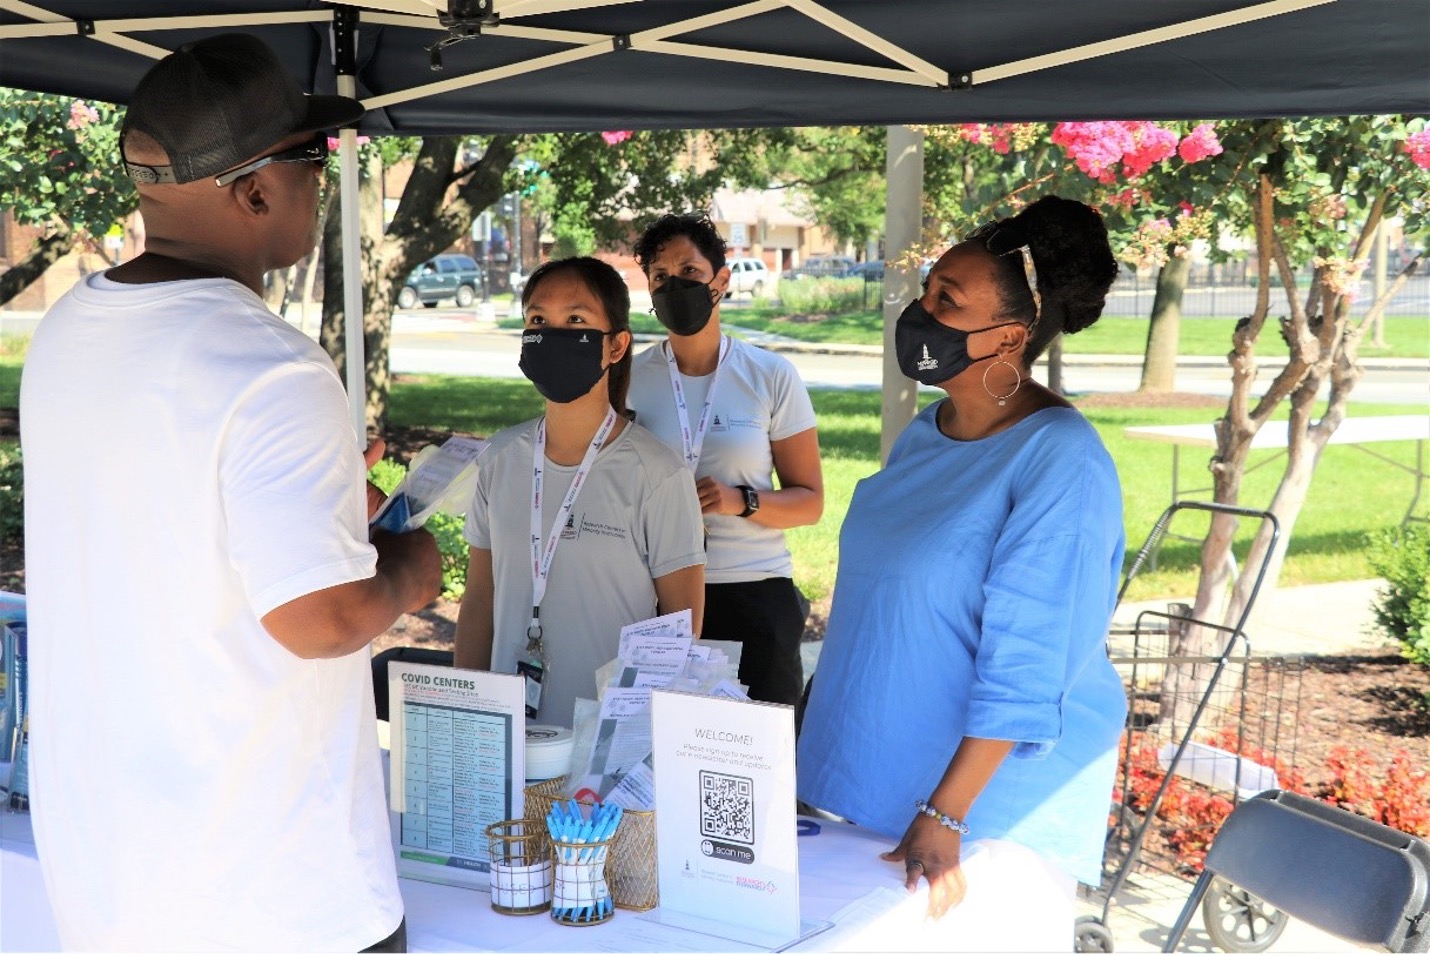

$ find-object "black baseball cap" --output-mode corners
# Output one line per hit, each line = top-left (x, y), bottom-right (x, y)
(121, 32), (364, 185)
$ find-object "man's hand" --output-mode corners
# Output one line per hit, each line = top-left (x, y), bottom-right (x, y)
(373, 527), (444, 613)
(364, 437), (387, 520)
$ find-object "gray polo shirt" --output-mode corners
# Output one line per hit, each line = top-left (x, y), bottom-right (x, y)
(465, 417), (705, 725)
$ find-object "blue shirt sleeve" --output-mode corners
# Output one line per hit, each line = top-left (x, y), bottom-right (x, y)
(964, 427), (1122, 757)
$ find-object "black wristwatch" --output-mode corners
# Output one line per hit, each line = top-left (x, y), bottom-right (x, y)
(736, 485), (760, 518)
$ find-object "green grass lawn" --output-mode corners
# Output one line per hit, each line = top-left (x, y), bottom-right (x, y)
(385, 371), (1423, 603)
(5, 350), (1418, 606)
(715, 307), (1429, 358)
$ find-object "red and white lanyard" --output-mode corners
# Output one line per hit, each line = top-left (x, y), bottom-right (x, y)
(664, 335), (731, 471)
(528, 406), (619, 647)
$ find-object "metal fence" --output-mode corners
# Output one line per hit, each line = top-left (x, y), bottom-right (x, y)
(856, 270), (1429, 319)
(1106, 270), (1430, 321)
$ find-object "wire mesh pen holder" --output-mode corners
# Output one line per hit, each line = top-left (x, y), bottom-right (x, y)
(486, 819), (553, 915)
(550, 831), (615, 925)
(606, 808), (658, 911)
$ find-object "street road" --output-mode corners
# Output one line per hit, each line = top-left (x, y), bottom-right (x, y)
(391, 314), (1428, 406)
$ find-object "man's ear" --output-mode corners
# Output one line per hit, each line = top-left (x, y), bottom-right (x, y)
(231, 174), (269, 217)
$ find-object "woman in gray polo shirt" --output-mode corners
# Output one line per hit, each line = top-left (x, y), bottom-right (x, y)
(454, 257), (706, 726)
(628, 214), (824, 706)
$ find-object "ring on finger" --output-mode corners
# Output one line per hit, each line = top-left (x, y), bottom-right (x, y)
(906, 859), (925, 872)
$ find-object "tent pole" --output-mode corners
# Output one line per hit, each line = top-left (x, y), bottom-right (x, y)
(333, 10), (366, 440)
(336, 98), (365, 440)
(880, 125), (922, 465)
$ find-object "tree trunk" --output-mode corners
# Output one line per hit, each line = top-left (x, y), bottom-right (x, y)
(1139, 255), (1190, 392)
(1044, 333), (1064, 394)
(320, 148), (389, 432)
(0, 227), (74, 306)
(264, 266), (293, 315)
(319, 135), (520, 435)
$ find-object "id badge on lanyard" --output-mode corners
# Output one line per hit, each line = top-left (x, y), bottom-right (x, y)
(525, 407), (618, 718)
(518, 619), (545, 718)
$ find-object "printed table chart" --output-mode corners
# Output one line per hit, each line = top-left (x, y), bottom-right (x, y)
(400, 702), (513, 870)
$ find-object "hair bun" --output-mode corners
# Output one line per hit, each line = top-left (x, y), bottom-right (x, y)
(1008, 196), (1118, 337)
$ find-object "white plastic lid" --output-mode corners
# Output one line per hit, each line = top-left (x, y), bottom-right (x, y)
(525, 725), (574, 782)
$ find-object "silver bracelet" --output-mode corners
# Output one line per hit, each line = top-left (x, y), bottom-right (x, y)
(915, 799), (970, 835)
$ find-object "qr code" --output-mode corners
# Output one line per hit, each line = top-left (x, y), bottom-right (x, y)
(699, 770), (755, 844)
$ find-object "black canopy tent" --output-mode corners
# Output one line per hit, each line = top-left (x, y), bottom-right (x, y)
(3, 0), (1428, 438)
(3, 0), (1427, 132)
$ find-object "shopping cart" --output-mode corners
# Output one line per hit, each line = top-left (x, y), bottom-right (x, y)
(1076, 502), (1306, 953)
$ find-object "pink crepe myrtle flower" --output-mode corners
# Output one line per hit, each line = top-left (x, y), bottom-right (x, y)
(326, 135), (371, 151)
(1405, 129), (1430, 170)
(1107, 188), (1140, 212)
(601, 130), (633, 145)
(1054, 121), (1206, 182)
(1177, 124), (1224, 164)
(67, 100), (99, 130)
(1052, 122), (1134, 181)
(1120, 123), (1179, 179)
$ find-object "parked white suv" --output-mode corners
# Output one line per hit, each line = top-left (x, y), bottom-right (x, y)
(725, 257), (773, 299)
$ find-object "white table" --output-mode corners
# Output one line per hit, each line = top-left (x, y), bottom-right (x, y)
(0, 806), (1000, 953)
(1124, 415), (1429, 528)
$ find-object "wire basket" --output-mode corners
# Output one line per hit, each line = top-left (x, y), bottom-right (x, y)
(486, 819), (552, 916)
(607, 808), (659, 911)
(550, 832), (615, 926)
(524, 778), (658, 910)
(524, 775), (568, 825)
(1105, 609), (1306, 883)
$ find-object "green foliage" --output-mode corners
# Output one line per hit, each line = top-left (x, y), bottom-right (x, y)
(0, 334), (29, 360)
(755, 127), (888, 248)
(426, 513), (469, 601)
(777, 277), (865, 314)
(0, 90), (134, 239)
(0, 443), (21, 547)
(367, 457), (470, 600)
(522, 129), (786, 251)
(1368, 525), (1430, 666)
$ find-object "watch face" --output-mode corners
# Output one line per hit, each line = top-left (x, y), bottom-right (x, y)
(744, 487), (759, 512)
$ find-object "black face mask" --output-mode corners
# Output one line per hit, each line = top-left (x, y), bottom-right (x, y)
(519, 327), (611, 403)
(894, 299), (1017, 386)
(650, 276), (716, 336)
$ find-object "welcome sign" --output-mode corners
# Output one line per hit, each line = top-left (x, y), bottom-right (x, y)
(650, 690), (802, 947)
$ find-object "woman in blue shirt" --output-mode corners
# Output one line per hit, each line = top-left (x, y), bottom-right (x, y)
(797, 196), (1126, 944)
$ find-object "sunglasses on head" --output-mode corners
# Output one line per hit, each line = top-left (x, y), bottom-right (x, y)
(966, 221), (1042, 328)
(122, 133), (330, 187)
(213, 134), (329, 187)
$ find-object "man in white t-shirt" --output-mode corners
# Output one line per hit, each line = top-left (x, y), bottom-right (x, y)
(20, 34), (442, 951)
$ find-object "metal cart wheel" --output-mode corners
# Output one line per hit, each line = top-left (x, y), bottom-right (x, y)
(1075, 915), (1115, 953)
(1201, 875), (1288, 952)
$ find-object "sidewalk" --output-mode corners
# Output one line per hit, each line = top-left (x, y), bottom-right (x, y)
(3, 305), (1425, 372)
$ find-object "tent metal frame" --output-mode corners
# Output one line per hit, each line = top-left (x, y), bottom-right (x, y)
(0, 0), (1354, 438)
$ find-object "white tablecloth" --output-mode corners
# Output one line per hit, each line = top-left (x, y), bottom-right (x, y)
(2, 807), (967, 953)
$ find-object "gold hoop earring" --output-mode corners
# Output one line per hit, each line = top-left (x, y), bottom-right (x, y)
(982, 359), (1021, 407)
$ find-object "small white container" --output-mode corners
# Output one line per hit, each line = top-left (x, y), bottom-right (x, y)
(526, 725), (574, 784)
(1158, 741), (1280, 801)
